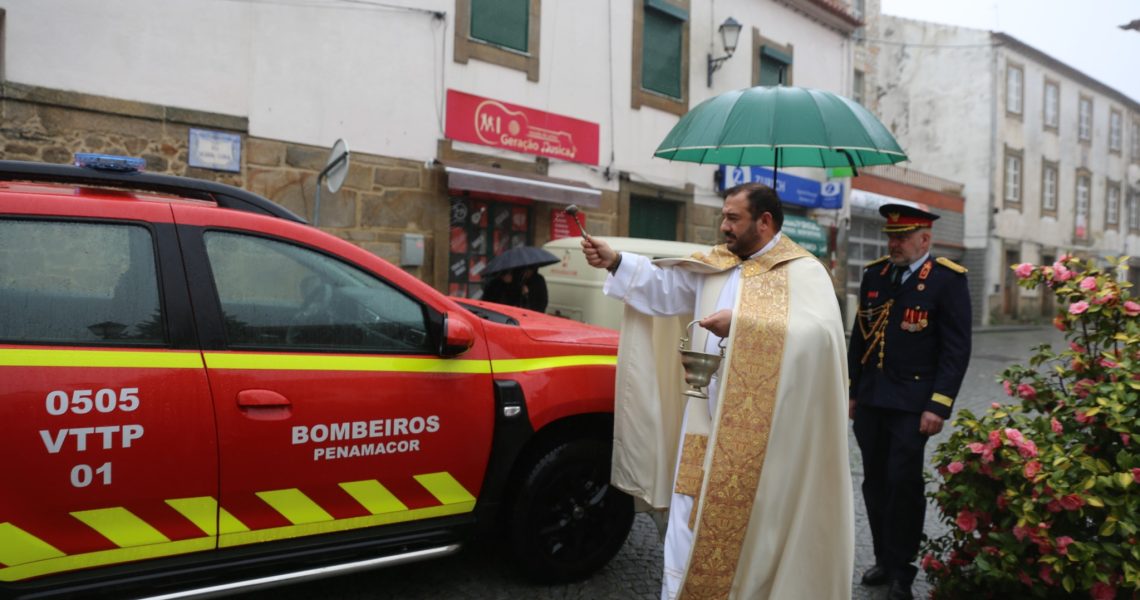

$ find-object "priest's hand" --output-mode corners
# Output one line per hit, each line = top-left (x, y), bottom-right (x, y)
(698, 309), (732, 338)
(581, 235), (619, 271)
(919, 410), (944, 436)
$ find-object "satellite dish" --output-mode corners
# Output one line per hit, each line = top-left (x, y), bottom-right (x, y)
(1127, 164), (1140, 190)
(313, 139), (350, 226)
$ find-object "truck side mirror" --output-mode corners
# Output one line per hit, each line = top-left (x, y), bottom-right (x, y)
(440, 312), (476, 357)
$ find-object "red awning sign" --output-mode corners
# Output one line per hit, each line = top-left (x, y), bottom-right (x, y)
(446, 89), (600, 166)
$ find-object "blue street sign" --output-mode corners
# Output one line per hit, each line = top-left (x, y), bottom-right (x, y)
(718, 166), (844, 209)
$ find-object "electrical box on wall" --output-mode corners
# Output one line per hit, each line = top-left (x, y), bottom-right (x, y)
(401, 233), (425, 267)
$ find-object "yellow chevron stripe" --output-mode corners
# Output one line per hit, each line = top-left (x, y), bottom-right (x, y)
(218, 501), (473, 548)
(256, 489), (333, 525)
(492, 354), (617, 373)
(0, 349), (202, 369)
(165, 497), (249, 536)
(414, 472), (476, 505)
(0, 538), (213, 582)
(339, 480), (408, 515)
(204, 352), (490, 374)
(71, 508), (170, 547)
(0, 523), (64, 566)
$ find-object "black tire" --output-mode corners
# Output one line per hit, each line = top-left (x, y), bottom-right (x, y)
(508, 438), (635, 583)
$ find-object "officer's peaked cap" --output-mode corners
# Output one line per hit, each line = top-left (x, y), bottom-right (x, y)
(880, 203), (939, 233)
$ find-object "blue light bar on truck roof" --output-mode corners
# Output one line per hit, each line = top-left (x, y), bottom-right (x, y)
(74, 153), (147, 172)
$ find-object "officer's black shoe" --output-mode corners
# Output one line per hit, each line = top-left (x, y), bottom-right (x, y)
(887, 579), (914, 600)
(860, 564), (889, 586)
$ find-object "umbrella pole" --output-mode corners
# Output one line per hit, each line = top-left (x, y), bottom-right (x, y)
(773, 147), (780, 192)
(841, 149), (860, 178)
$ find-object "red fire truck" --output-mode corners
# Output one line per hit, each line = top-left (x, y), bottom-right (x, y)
(0, 157), (632, 599)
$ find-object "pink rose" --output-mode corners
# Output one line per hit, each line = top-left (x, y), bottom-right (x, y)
(1058, 254), (1072, 262)
(1018, 571), (1033, 587)
(988, 430), (1002, 447)
(1055, 536), (1074, 555)
(1013, 525), (1030, 541)
(1038, 564), (1055, 585)
(996, 495), (1009, 510)
(1017, 439), (1038, 458)
(1053, 264), (1073, 282)
(1051, 418), (1063, 434)
(1079, 276), (1098, 291)
(1099, 357), (1118, 368)
(1132, 467), (1140, 484)
(1070, 342), (1086, 353)
(1017, 383), (1036, 400)
(948, 461), (964, 474)
(1069, 301), (1089, 315)
(1046, 500), (1063, 513)
(1093, 292), (1115, 305)
(1024, 460), (1042, 478)
(1073, 378), (1096, 398)
(1076, 410), (1094, 424)
(1053, 315), (1067, 331)
(1122, 433), (1131, 446)
(1014, 263), (1034, 279)
(1090, 582), (1117, 600)
(1002, 380), (1013, 396)
(1004, 428), (1025, 444)
(1059, 494), (1084, 511)
(1125, 301), (1140, 316)
(956, 510), (977, 532)
(967, 442), (986, 454)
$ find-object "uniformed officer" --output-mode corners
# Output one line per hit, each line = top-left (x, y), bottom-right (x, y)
(848, 203), (972, 600)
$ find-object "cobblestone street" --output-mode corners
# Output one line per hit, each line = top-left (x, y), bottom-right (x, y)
(250, 326), (1062, 600)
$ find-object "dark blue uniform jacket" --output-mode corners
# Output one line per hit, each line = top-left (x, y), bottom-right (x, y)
(847, 256), (972, 419)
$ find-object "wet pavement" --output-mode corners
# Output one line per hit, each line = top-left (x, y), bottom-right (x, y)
(246, 326), (1062, 600)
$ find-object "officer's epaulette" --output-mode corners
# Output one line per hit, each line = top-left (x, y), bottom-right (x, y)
(935, 257), (968, 273)
(864, 256), (889, 269)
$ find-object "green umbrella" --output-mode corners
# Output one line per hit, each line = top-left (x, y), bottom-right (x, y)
(654, 86), (907, 175)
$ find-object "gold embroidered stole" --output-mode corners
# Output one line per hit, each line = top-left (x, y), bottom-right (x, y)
(679, 235), (812, 600)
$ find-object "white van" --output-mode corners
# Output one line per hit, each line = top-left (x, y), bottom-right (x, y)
(541, 236), (711, 330)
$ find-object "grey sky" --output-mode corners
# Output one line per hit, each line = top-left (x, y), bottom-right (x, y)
(880, 0), (1140, 103)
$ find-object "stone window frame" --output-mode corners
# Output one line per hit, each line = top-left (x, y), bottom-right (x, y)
(1005, 61), (1023, 118)
(1074, 168), (1092, 243)
(631, 0), (690, 117)
(1040, 158), (1058, 217)
(1105, 179), (1121, 230)
(1077, 94), (1093, 144)
(453, 0), (541, 82)
(1042, 78), (1059, 132)
(752, 30), (794, 86)
(853, 68), (865, 107)
(1108, 108), (1123, 154)
(1002, 146), (1023, 209)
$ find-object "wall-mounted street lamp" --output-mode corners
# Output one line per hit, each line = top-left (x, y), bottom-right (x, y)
(707, 17), (743, 87)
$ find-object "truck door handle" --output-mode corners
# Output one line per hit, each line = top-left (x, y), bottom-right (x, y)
(236, 389), (292, 420)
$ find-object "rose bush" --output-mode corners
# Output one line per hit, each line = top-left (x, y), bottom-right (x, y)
(922, 255), (1139, 599)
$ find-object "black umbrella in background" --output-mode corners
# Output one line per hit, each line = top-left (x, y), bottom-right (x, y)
(483, 246), (559, 277)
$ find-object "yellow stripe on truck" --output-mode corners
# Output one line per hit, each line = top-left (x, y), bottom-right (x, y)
(0, 472), (477, 581)
(0, 348), (615, 375)
(256, 489), (334, 525)
(0, 349), (202, 369)
(0, 523), (64, 566)
(71, 507), (170, 547)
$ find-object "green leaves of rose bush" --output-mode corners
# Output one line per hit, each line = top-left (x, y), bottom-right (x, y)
(923, 256), (1139, 599)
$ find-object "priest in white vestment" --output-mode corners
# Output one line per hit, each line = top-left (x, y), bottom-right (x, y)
(582, 183), (854, 600)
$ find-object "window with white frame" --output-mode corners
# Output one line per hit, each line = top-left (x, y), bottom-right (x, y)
(1078, 96), (1092, 142)
(1004, 150), (1022, 205)
(1107, 182), (1120, 227)
(1110, 109), (1122, 153)
(1043, 81), (1059, 130)
(1006, 64), (1023, 115)
(1076, 173), (1091, 241)
(1130, 194), (1140, 232)
(853, 69), (865, 107)
(1042, 162), (1058, 213)
(1133, 119), (1140, 162)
